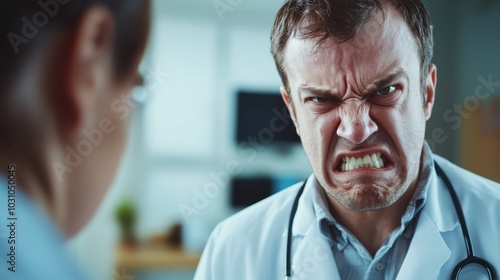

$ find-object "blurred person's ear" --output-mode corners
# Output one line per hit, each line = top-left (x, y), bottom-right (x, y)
(57, 5), (115, 139)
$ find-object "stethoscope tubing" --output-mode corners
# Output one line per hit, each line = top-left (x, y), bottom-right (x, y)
(434, 163), (496, 280)
(285, 182), (305, 279)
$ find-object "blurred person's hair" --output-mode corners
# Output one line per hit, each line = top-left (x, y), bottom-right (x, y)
(0, 0), (150, 89)
(271, 0), (434, 94)
(0, 0), (150, 198)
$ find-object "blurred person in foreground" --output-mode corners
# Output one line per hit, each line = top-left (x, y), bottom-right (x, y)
(0, 0), (150, 279)
(195, 0), (500, 279)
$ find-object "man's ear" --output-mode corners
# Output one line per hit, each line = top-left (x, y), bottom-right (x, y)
(280, 85), (300, 136)
(424, 64), (437, 120)
(55, 5), (115, 138)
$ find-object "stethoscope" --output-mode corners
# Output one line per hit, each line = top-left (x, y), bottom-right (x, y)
(285, 161), (497, 280)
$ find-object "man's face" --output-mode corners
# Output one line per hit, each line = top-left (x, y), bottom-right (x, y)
(281, 7), (436, 212)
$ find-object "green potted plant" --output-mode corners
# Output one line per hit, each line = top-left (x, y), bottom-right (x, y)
(115, 199), (137, 246)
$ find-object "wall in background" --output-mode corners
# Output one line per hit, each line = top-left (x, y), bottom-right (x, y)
(423, 0), (500, 162)
(458, 0), (500, 97)
(456, 1), (500, 178)
(424, 0), (460, 161)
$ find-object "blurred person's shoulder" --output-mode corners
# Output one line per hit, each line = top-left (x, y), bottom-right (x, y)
(0, 176), (90, 280)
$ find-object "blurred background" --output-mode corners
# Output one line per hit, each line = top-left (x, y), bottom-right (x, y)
(66, 0), (500, 279)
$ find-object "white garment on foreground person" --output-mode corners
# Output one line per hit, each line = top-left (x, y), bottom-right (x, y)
(194, 152), (500, 280)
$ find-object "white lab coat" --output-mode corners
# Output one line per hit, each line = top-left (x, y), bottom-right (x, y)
(194, 154), (500, 279)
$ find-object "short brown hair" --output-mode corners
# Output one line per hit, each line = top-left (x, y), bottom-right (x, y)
(0, 0), (150, 88)
(271, 0), (434, 93)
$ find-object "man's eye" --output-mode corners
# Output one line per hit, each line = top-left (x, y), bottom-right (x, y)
(376, 86), (396, 95)
(311, 97), (329, 103)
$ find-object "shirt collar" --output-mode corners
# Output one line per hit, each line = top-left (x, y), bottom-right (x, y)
(312, 142), (435, 244)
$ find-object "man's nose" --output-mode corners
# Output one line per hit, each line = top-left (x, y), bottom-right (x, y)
(336, 103), (378, 144)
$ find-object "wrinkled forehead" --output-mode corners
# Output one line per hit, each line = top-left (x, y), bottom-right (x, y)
(283, 6), (420, 88)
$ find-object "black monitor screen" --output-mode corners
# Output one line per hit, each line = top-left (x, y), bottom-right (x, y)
(230, 176), (302, 207)
(236, 91), (300, 144)
(230, 177), (273, 207)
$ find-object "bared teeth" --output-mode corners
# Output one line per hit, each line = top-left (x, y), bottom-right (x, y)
(340, 153), (385, 172)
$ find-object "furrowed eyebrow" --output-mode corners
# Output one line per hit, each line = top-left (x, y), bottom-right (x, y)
(299, 87), (340, 99)
(297, 70), (409, 99)
(369, 70), (409, 91)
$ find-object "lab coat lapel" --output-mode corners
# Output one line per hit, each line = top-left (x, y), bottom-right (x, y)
(290, 223), (340, 280)
(288, 175), (341, 280)
(396, 159), (458, 279)
(396, 212), (451, 279)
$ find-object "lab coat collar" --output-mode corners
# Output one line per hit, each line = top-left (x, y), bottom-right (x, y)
(289, 173), (318, 238)
(421, 155), (460, 232)
(396, 212), (451, 279)
(396, 155), (460, 278)
(290, 218), (341, 279)
(283, 174), (341, 278)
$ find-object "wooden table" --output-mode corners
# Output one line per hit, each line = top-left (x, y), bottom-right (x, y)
(114, 244), (201, 279)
